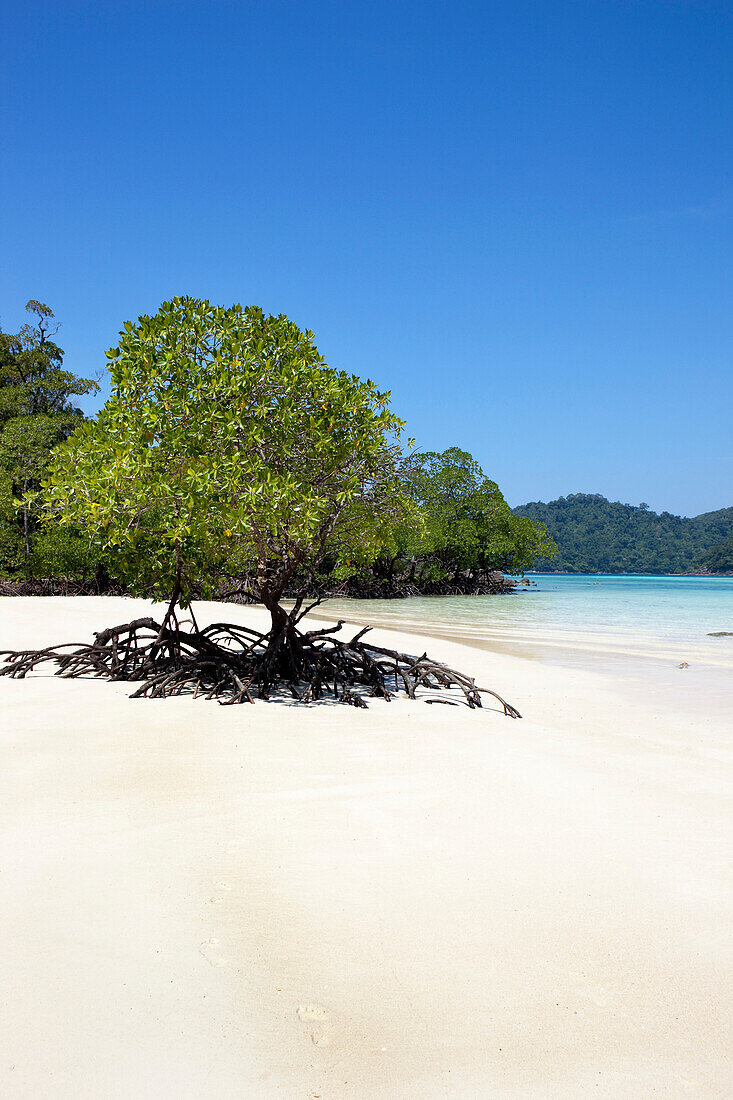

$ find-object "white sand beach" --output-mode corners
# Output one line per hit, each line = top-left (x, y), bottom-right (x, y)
(1, 596), (731, 1098)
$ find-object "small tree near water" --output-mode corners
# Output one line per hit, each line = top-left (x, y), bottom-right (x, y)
(1, 299), (519, 714)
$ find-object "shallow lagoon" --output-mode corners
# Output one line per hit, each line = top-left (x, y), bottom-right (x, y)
(321, 574), (733, 672)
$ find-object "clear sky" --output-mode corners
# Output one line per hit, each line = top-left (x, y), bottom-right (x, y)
(2, 0), (731, 516)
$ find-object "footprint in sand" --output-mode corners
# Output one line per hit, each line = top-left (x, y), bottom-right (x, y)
(199, 938), (229, 967)
(568, 969), (622, 1012)
(209, 881), (232, 904)
(296, 1004), (331, 1047)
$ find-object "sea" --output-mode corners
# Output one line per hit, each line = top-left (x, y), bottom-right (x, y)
(319, 574), (733, 674)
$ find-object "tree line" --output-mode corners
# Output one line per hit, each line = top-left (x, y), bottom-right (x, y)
(514, 494), (733, 574)
(1, 299), (556, 600)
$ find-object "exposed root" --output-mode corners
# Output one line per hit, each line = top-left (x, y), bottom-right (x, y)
(0, 617), (521, 716)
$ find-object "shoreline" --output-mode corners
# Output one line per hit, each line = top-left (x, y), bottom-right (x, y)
(2, 568), (731, 604)
(523, 570), (733, 576)
(310, 599), (733, 678)
(1, 597), (731, 1098)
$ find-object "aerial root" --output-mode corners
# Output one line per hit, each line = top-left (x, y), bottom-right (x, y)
(0, 617), (521, 716)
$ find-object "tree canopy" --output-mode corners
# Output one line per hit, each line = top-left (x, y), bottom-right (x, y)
(697, 537), (733, 575)
(0, 300), (98, 568)
(408, 448), (556, 580)
(45, 298), (411, 619)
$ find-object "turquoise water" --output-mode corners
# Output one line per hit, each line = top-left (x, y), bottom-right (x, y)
(320, 575), (733, 668)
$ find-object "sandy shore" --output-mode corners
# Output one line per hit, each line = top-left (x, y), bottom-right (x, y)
(1, 597), (731, 1098)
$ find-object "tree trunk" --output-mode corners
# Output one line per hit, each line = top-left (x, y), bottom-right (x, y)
(23, 477), (30, 558)
(153, 545), (183, 650)
(268, 601), (289, 636)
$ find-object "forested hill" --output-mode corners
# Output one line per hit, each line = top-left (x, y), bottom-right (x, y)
(513, 494), (733, 574)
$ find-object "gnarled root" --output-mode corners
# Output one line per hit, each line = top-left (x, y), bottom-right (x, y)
(0, 617), (521, 716)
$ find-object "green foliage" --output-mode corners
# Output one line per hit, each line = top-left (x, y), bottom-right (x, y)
(697, 537), (733, 574)
(28, 528), (103, 581)
(408, 448), (556, 580)
(0, 300), (98, 573)
(1, 300), (555, 595)
(45, 298), (409, 609)
(0, 466), (25, 572)
(514, 494), (733, 573)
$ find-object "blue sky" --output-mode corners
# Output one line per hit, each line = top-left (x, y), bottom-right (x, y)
(2, 0), (731, 515)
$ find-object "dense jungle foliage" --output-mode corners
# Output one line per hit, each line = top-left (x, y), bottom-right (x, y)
(1, 299), (554, 597)
(697, 538), (733, 575)
(0, 302), (101, 582)
(514, 494), (733, 574)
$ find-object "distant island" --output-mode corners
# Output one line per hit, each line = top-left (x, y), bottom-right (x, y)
(514, 494), (733, 575)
